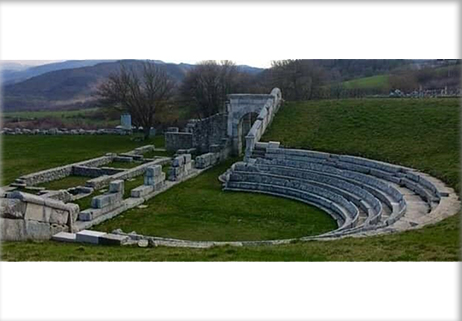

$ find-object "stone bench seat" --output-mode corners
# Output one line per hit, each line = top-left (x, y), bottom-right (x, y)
(249, 159), (408, 227)
(229, 171), (359, 222)
(231, 165), (382, 227)
(253, 158), (405, 210)
(225, 181), (356, 231)
(262, 150), (441, 203)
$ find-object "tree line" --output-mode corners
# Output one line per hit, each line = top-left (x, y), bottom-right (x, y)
(96, 59), (451, 138)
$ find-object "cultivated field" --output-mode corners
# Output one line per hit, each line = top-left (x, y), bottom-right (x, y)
(2, 98), (460, 261)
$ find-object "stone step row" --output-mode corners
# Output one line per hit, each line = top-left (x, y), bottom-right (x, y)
(223, 145), (449, 238)
(261, 148), (443, 204)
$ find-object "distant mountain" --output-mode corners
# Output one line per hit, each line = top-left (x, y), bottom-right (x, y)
(237, 65), (264, 75)
(1, 60), (115, 85)
(2, 60), (263, 111)
(0, 62), (30, 72)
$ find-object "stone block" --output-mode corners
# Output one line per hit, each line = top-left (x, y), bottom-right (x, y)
(45, 207), (69, 225)
(146, 165), (162, 178)
(0, 218), (25, 241)
(172, 156), (184, 167)
(114, 156), (133, 163)
(99, 233), (130, 245)
(109, 180), (124, 194)
(24, 202), (46, 222)
(131, 185), (154, 198)
(0, 198), (26, 219)
(91, 193), (122, 209)
(52, 232), (77, 243)
(24, 220), (61, 240)
(76, 230), (107, 244)
(183, 154), (192, 163)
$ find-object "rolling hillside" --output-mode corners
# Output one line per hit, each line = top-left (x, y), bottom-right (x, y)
(2, 60), (264, 111)
(2, 60), (193, 111)
(1, 60), (114, 85)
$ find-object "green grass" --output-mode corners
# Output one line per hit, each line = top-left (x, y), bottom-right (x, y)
(38, 175), (90, 190)
(142, 150), (174, 158)
(106, 161), (143, 169)
(2, 98), (460, 261)
(341, 74), (390, 90)
(1, 213), (459, 261)
(264, 99), (460, 192)
(73, 189), (106, 211)
(123, 176), (145, 199)
(94, 158), (337, 241)
(1, 135), (164, 185)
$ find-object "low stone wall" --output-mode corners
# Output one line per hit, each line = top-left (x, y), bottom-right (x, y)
(195, 152), (220, 169)
(72, 165), (124, 178)
(17, 155), (114, 186)
(0, 191), (79, 240)
(1, 128), (129, 136)
(85, 158), (169, 190)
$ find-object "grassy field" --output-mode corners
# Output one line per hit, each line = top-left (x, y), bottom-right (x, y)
(2, 214), (458, 261)
(1, 134), (165, 185)
(38, 176), (90, 190)
(106, 161), (143, 169)
(3, 108), (119, 128)
(3, 108), (100, 120)
(95, 158), (336, 241)
(341, 74), (390, 90)
(1, 98), (460, 261)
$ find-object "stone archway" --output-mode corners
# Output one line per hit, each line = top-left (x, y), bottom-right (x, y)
(236, 112), (258, 156)
(227, 94), (275, 156)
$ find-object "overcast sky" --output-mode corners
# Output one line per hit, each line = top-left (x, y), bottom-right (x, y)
(4, 59), (273, 68)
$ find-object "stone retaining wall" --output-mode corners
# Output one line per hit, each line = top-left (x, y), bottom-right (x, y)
(243, 88), (282, 160)
(0, 191), (79, 240)
(17, 155), (114, 186)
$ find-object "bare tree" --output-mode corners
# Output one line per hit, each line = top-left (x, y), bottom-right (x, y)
(180, 60), (240, 118)
(270, 60), (327, 100)
(97, 62), (175, 138)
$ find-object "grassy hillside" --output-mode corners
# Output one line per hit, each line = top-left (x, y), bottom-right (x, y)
(2, 60), (190, 111)
(341, 74), (390, 90)
(1, 98), (460, 261)
(264, 99), (460, 191)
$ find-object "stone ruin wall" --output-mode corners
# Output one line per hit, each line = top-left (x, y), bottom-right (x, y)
(16, 155), (115, 186)
(243, 88), (282, 160)
(165, 88), (282, 157)
(188, 113), (228, 153)
(0, 191), (80, 241)
(165, 113), (228, 154)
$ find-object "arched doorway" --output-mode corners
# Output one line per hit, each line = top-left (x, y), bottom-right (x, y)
(237, 112), (258, 156)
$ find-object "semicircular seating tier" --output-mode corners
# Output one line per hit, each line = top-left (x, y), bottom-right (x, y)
(222, 141), (459, 239)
